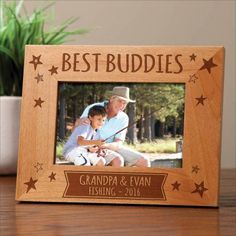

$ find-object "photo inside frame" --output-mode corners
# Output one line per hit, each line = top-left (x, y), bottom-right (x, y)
(54, 82), (185, 168)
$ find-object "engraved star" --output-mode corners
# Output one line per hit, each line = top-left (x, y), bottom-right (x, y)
(191, 181), (208, 198)
(34, 162), (43, 172)
(48, 65), (58, 75)
(188, 74), (199, 83)
(48, 172), (56, 182)
(34, 97), (45, 108)
(190, 53), (197, 61)
(29, 55), (43, 70)
(200, 57), (217, 74)
(192, 165), (200, 174)
(171, 181), (181, 191)
(34, 73), (44, 83)
(195, 95), (207, 106)
(24, 177), (38, 193)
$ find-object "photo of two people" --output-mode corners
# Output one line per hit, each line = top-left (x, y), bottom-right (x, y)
(55, 83), (185, 168)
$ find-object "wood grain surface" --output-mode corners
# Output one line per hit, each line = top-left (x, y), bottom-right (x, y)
(1, 169), (236, 236)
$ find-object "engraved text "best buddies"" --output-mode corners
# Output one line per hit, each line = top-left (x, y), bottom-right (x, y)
(61, 52), (183, 74)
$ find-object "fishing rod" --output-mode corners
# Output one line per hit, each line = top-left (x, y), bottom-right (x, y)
(104, 96), (184, 142)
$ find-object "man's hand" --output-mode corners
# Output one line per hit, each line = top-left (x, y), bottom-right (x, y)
(74, 118), (90, 127)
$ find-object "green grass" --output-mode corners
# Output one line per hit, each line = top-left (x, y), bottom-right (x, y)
(125, 138), (180, 153)
(56, 141), (65, 160)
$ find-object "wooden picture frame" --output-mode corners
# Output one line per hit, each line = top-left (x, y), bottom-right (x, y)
(16, 45), (224, 206)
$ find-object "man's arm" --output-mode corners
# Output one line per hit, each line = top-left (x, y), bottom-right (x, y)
(73, 118), (90, 130)
(74, 103), (100, 129)
(73, 106), (91, 130)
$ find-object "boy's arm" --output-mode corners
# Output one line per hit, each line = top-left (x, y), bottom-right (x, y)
(77, 136), (104, 147)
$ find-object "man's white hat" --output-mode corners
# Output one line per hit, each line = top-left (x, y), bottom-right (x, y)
(108, 86), (135, 103)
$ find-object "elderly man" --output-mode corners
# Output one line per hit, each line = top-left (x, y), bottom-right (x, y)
(76, 86), (150, 167)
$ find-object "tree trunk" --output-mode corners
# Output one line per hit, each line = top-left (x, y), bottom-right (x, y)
(72, 95), (79, 123)
(81, 85), (85, 113)
(92, 84), (96, 103)
(126, 103), (137, 144)
(75, 95), (79, 120)
(144, 106), (151, 141)
(173, 116), (177, 137)
(159, 121), (164, 138)
(151, 113), (156, 140)
(179, 116), (184, 136)
(138, 105), (144, 142)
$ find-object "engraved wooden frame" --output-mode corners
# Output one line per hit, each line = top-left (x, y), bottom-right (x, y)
(16, 45), (224, 206)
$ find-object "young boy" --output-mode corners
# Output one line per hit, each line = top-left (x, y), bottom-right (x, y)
(63, 105), (124, 166)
